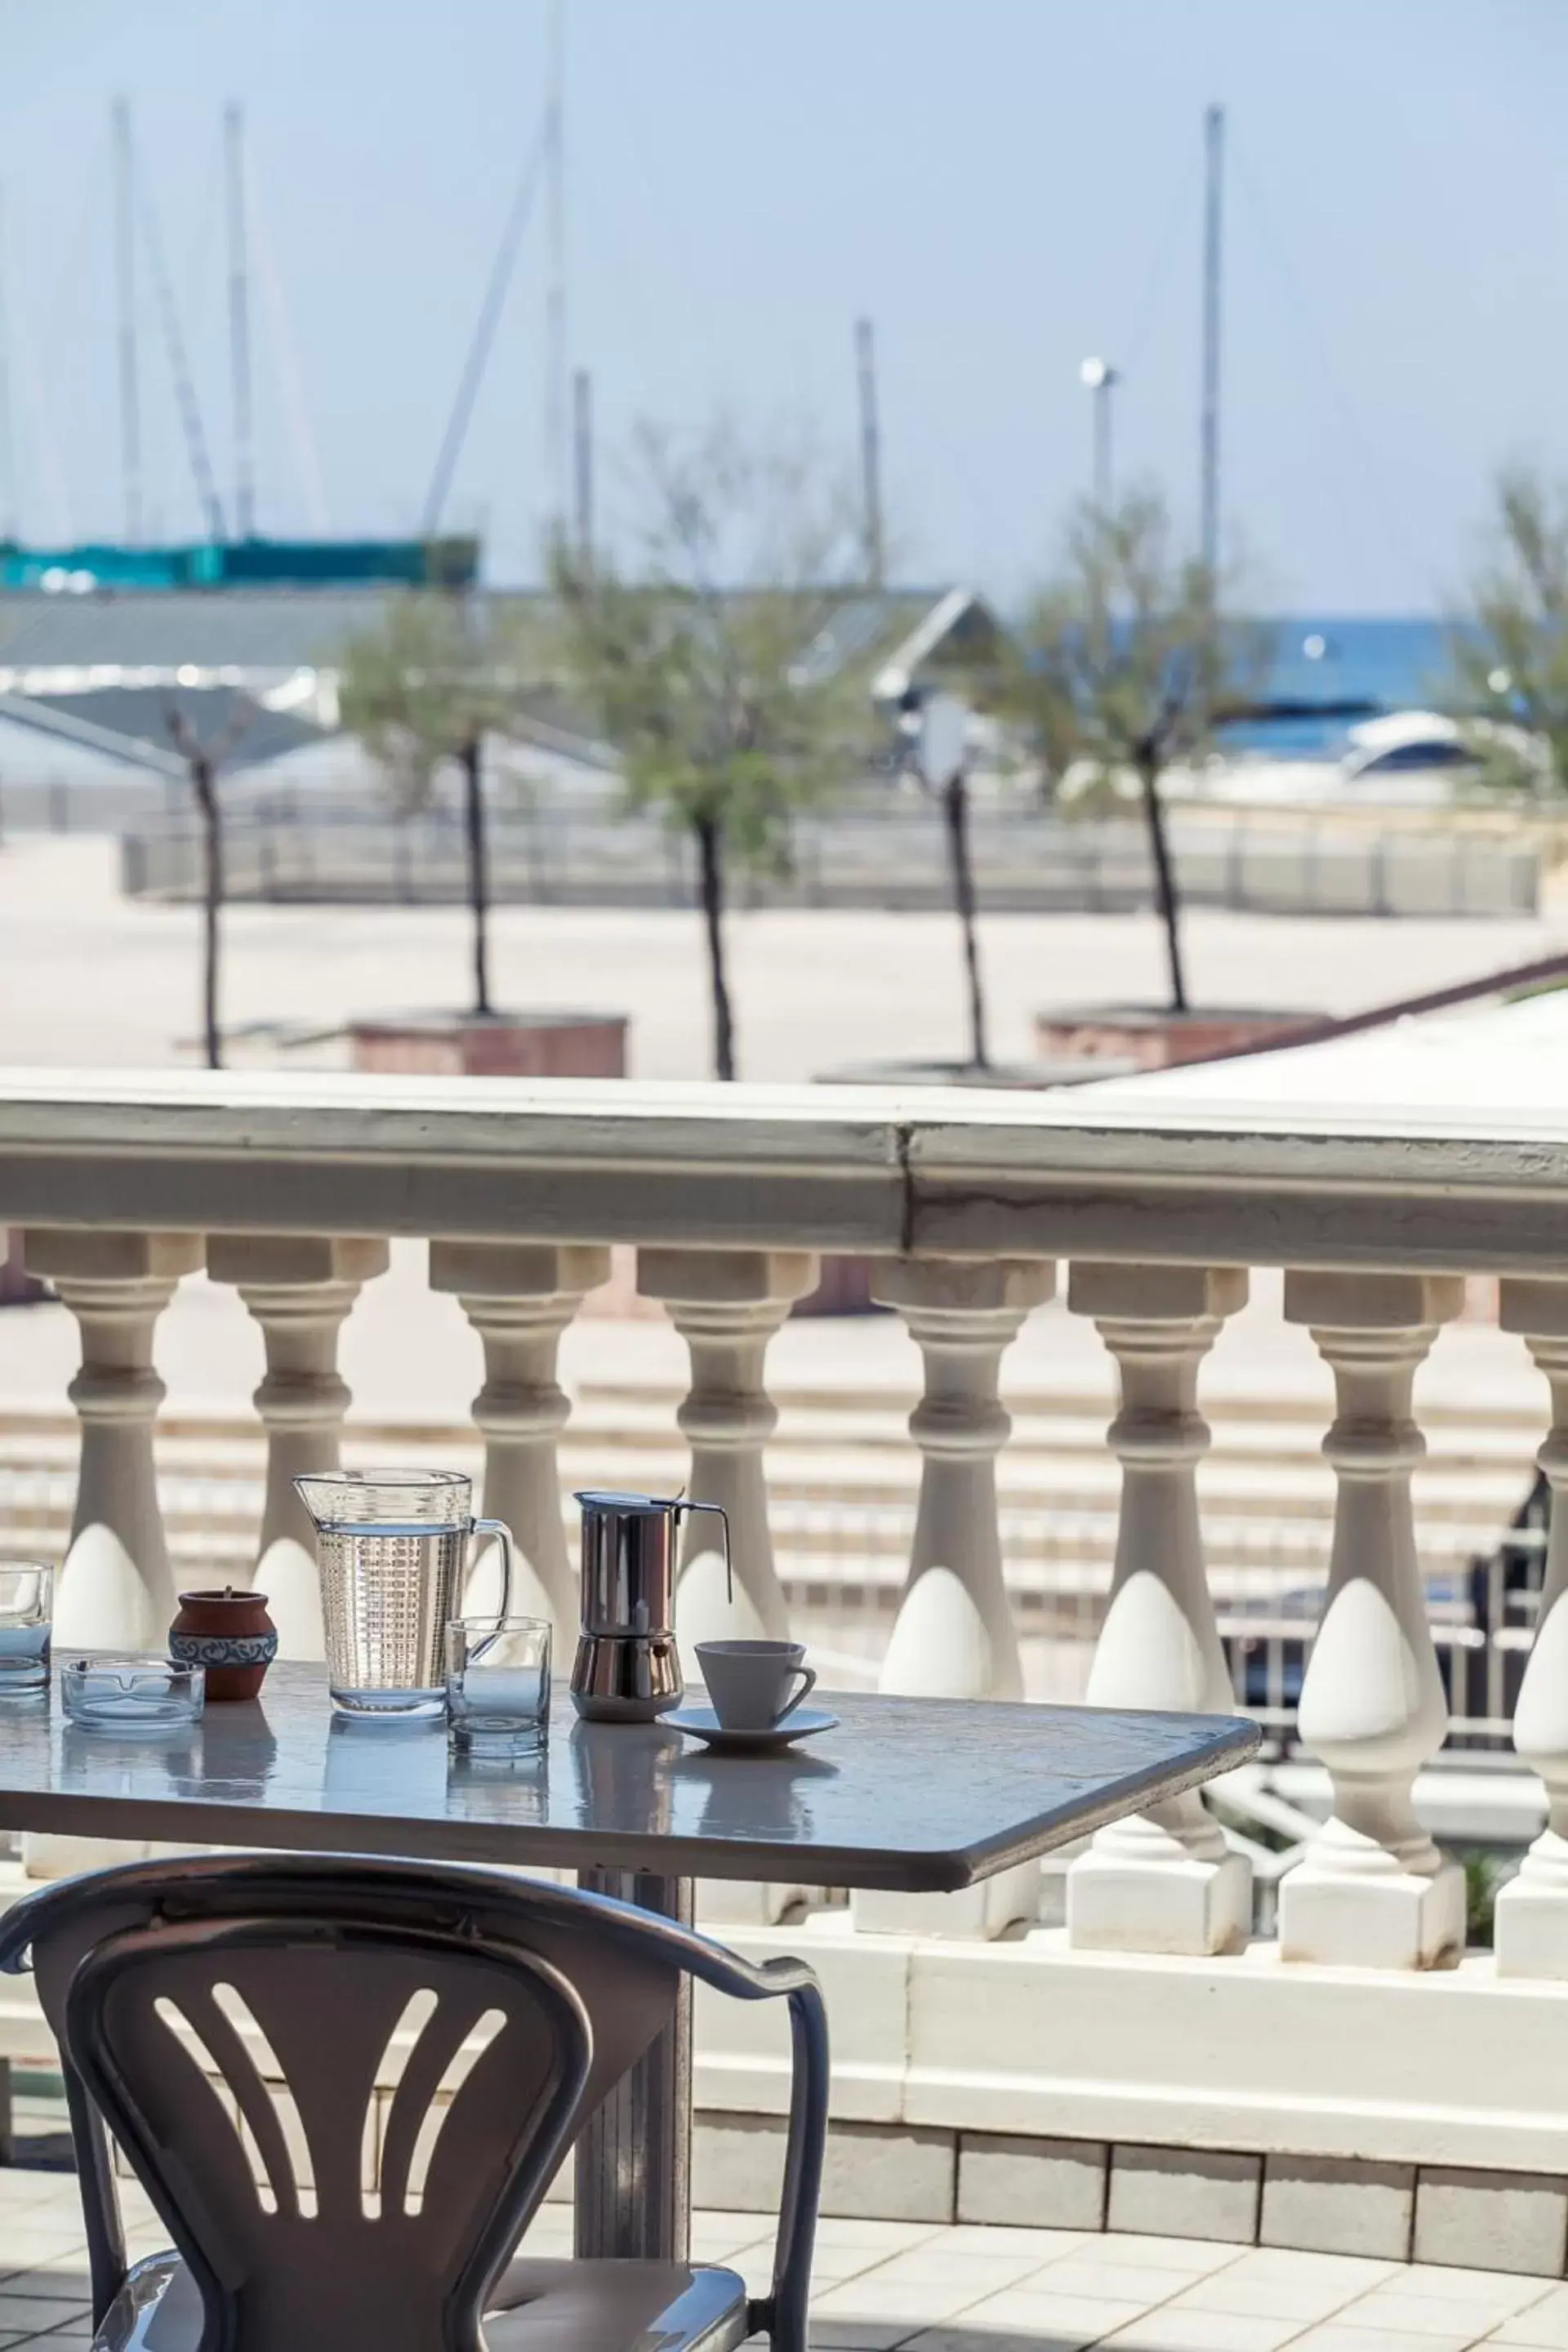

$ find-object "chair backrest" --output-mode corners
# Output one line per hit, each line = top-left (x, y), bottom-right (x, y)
(67, 1911), (589, 2352)
(13, 1859), (692, 2352)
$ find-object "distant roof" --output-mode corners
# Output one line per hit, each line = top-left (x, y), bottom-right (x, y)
(0, 691), (181, 776)
(0, 583), (982, 691)
(0, 684), (323, 775)
(1074, 987), (1568, 1119)
(0, 588), (535, 682)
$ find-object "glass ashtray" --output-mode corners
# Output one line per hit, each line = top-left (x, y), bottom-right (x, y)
(60, 1657), (205, 1734)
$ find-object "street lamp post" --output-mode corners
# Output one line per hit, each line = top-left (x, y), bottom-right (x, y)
(1080, 356), (1120, 514)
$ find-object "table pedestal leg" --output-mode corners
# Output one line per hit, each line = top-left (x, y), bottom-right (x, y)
(573, 1869), (693, 2262)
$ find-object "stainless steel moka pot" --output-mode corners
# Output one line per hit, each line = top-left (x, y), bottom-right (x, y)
(570, 1489), (731, 1722)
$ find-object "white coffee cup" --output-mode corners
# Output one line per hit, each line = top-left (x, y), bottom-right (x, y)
(696, 1639), (817, 1732)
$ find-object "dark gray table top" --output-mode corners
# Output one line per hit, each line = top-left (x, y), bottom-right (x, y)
(0, 1667), (1260, 1891)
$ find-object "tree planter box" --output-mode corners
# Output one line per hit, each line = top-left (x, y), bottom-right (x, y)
(821, 1057), (1141, 1092)
(350, 1011), (628, 1080)
(0, 1232), (47, 1307)
(1034, 1004), (1312, 1073)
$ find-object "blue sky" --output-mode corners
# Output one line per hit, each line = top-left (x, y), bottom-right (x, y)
(4, 0), (1565, 609)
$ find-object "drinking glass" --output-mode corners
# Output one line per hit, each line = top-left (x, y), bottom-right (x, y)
(446, 1616), (550, 1757)
(0, 1564), (52, 1694)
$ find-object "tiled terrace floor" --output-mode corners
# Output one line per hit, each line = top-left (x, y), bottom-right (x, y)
(1, 2168), (1567, 2352)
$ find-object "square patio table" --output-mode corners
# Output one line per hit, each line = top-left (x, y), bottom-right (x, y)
(0, 1665), (1258, 2263)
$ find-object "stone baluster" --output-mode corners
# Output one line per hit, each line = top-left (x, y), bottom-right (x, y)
(429, 1242), (610, 1650)
(1065, 1263), (1250, 1955)
(206, 1235), (390, 1659)
(857, 1255), (1052, 1939)
(1494, 1279), (1568, 1976)
(635, 1249), (818, 1663)
(635, 1249), (817, 1929)
(871, 1256), (1052, 1700)
(23, 1227), (201, 1878)
(24, 1228), (202, 1648)
(1277, 1271), (1466, 1969)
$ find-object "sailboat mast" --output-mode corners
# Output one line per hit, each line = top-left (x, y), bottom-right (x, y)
(225, 101), (256, 540)
(545, 0), (568, 539)
(0, 189), (16, 542)
(572, 365), (593, 563)
(855, 316), (884, 589)
(1200, 100), (1224, 576)
(113, 96), (142, 545)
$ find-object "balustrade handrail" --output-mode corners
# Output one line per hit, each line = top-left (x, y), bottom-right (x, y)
(0, 1067), (1561, 1268)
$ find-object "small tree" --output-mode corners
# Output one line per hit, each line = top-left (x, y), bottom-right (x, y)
(1447, 466), (1568, 795)
(547, 421), (864, 1080)
(164, 699), (254, 1071)
(338, 593), (517, 1017)
(1006, 490), (1260, 1013)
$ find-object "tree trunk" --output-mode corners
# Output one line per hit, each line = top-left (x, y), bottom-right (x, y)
(461, 733), (494, 1018)
(942, 769), (989, 1069)
(1138, 755), (1188, 1014)
(192, 755), (223, 1071)
(694, 813), (736, 1081)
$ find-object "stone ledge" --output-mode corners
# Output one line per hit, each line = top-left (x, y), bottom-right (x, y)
(702, 1917), (1568, 2175)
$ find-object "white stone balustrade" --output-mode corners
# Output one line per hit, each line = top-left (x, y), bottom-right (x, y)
(1066, 1261), (1250, 1957)
(429, 1240), (610, 1650)
(206, 1232), (389, 1659)
(1277, 1271), (1467, 1970)
(1494, 1276), (1568, 1977)
(2, 1073), (1566, 2004)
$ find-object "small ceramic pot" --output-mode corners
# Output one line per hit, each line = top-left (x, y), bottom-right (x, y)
(168, 1588), (278, 1701)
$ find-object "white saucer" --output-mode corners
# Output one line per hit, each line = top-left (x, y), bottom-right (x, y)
(668, 1704), (839, 1754)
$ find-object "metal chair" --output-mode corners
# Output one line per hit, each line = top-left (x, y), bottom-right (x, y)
(0, 1853), (829, 2352)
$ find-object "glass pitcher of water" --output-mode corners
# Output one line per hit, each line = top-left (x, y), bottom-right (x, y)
(294, 1470), (514, 1717)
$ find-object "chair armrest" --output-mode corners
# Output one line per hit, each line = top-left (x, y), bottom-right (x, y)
(760, 1969), (829, 2352)
(676, 1949), (826, 2352)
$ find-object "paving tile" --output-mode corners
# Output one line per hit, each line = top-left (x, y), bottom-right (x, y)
(688, 2213), (773, 2261)
(903, 2333), (1092, 2352)
(1110, 2146), (1262, 2247)
(942, 2287), (1153, 2337)
(858, 2246), (1056, 2292)
(959, 2132), (1109, 2231)
(1285, 2326), (1495, 2352)
(0, 2243), (85, 2278)
(812, 2280), (975, 2329)
(1097, 2233), (1247, 2275)
(1025, 2258), (1205, 2304)
(1401, 2271), (1557, 2312)
(1263, 2158), (1416, 2264)
(0, 2304), (91, 2336)
(1176, 2255), (1401, 2324)
(812, 2247), (915, 2287)
(1102, 2310), (1310, 2352)
(1482, 2287), (1568, 2350)
(942, 2225), (1092, 2261)
(1352, 2287), (1552, 2336)
(1415, 2172), (1568, 2280)
(0, 2277), (89, 2304)
(813, 2219), (944, 2256)
(808, 2330), (912, 2352)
